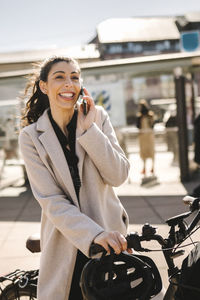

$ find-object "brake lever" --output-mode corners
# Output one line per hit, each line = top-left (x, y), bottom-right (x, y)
(126, 232), (150, 252)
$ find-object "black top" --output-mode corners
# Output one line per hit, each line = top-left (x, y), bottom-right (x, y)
(48, 109), (81, 200)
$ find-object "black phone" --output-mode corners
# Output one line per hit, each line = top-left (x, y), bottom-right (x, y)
(80, 87), (87, 115)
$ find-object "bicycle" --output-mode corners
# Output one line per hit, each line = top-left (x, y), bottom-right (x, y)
(0, 195), (200, 299)
(88, 195), (200, 299)
(0, 234), (39, 300)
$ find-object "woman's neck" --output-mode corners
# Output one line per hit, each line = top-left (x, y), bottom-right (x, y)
(50, 107), (74, 135)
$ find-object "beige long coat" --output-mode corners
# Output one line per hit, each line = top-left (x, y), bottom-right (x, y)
(19, 106), (130, 300)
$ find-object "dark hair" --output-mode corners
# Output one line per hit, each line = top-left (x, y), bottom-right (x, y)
(139, 99), (149, 115)
(136, 99), (154, 128)
(21, 56), (80, 127)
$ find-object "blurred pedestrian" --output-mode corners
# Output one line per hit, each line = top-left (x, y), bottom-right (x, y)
(19, 56), (131, 300)
(3, 118), (18, 159)
(164, 104), (179, 165)
(136, 99), (155, 176)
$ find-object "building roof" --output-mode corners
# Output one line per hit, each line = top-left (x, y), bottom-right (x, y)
(185, 12), (200, 22)
(97, 17), (180, 43)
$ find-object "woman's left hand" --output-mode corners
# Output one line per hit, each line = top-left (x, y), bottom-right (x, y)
(78, 87), (96, 132)
(94, 231), (133, 255)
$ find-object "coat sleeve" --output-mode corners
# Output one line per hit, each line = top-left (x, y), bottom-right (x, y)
(77, 108), (130, 186)
(18, 129), (104, 257)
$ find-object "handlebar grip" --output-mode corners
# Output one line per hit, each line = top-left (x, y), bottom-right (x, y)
(89, 243), (106, 256)
(89, 232), (146, 257)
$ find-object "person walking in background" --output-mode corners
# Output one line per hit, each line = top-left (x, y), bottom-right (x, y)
(164, 104), (179, 166)
(136, 99), (155, 176)
(3, 118), (18, 160)
(18, 56), (131, 300)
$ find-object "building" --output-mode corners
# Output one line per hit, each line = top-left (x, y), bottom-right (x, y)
(92, 17), (180, 59)
(89, 13), (200, 59)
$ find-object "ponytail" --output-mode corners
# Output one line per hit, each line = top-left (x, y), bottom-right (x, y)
(21, 78), (49, 127)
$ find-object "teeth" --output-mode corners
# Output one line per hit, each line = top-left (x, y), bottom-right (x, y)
(60, 93), (73, 97)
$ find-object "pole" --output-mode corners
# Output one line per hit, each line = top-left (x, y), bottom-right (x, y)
(174, 73), (190, 182)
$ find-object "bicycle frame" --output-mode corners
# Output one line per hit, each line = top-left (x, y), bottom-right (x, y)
(0, 269), (38, 299)
(139, 204), (200, 299)
(90, 197), (200, 300)
(164, 209), (200, 299)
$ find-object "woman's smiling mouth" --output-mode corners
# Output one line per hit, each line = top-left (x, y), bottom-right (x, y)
(59, 92), (75, 100)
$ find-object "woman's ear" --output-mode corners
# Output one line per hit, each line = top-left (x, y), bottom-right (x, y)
(39, 80), (47, 94)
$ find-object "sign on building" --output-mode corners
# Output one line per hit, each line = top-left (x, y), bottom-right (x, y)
(180, 31), (200, 52)
(86, 81), (126, 127)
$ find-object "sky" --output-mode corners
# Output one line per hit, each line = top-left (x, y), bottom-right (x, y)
(0, 0), (200, 53)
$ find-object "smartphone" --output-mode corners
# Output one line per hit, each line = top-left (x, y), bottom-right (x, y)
(83, 99), (87, 116)
(80, 87), (87, 115)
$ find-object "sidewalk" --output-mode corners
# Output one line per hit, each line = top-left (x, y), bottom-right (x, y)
(0, 151), (200, 298)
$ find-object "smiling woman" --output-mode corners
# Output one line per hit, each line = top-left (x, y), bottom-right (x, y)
(21, 57), (81, 127)
(39, 61), (82, 133)
(19, 56), (130, 300)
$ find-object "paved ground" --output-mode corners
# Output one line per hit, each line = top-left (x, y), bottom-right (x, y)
(0, 150), (200, 299)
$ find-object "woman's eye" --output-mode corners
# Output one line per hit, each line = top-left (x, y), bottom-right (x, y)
(71, 76), (79, 80)
(55, 75), (64, 79)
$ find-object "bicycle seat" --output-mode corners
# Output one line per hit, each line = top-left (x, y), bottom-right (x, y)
(26, 233), (41, 253)
(166, 211), (191, 226)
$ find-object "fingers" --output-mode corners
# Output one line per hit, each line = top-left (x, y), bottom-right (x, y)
(116, 233), (127, 252)
(82, 87), (91, 97)
(127, 248), (134, 254)
(81, 87), (95, 111)
(93, 231), (129, 255)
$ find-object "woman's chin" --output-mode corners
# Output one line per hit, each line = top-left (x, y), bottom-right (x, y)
(56, 100), (77, 110)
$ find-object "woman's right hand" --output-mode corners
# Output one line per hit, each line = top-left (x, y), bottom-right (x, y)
(93, 231), (133, 254)
(78, 87), (96, 132)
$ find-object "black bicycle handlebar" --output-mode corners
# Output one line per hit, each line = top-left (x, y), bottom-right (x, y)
(89, 196), (200, 257)
(89, 224), (166, 256)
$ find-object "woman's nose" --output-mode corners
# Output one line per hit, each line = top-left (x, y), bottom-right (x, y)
(64, 78), (72, 86)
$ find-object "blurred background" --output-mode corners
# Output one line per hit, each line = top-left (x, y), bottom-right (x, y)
(1, 0), (200, 187)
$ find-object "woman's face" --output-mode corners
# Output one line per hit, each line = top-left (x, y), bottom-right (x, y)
(40, 61), (81, 112)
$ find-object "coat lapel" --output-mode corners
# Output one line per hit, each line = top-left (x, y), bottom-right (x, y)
(75, 106), (103, 181)
(76, 124), (86, 183)
(37, 110), (80, 208)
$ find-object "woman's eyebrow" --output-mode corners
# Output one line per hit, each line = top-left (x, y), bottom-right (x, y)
(52, 71), (65, 75)
(71, 71), (79, 75)
(52, 71), (79, 75)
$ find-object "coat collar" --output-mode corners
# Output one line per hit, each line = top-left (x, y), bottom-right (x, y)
(35, 106), (103, 207)
(36, 109), (81, 207)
